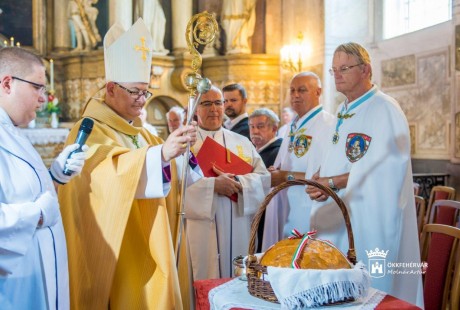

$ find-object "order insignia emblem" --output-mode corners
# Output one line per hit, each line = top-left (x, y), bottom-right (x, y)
(345, 133), (371, 162)
(294, 135), (312, 158)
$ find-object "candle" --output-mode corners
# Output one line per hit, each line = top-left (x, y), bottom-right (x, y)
(16, 42), (20, 47)
(50, 59), (54, 92)
(3, 40), (7, 46)
(10, 37), (14, 47)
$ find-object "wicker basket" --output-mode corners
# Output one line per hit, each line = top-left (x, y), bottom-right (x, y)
(246, 179), (357, 303)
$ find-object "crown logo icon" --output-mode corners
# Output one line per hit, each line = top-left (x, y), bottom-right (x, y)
(366, 248), (389, 258)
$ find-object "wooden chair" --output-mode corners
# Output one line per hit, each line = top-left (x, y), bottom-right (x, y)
(421, 224), (460, 310)
(425, 186), (456, 226)
(422, 224), (460, 310)
(414, 195), (426, 235)
(426, 200), (460, 227)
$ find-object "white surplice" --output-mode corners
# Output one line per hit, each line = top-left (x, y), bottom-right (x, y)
(185, 128), (270, 280)
(0, 108), (69, 310)
(262, 106), (335, 250)
(310, 86), (424, 308)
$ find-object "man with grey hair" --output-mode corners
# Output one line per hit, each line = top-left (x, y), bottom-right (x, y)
(306, 42), (423, 307)
(249, 108), (282, 167)
(249, 107), (282, 251)
(166, 106), (184, 134)
(185, 85), (270, 281)
(263, 71), (335, 251)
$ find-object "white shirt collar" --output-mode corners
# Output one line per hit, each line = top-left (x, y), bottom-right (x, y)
(224, 112), (248, 130)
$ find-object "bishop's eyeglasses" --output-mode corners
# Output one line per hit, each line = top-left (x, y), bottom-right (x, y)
(114, 82), (153, 99)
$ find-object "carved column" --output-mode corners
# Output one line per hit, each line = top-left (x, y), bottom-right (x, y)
(53, 0), (71, 51)
(109, 0), (133, 30)
(172, 0), (192, 54)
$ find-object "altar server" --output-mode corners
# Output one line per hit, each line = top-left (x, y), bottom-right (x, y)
(0, 47), (87, 310)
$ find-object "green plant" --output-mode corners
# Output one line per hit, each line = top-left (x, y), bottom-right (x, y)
(46, 94), (61, 114)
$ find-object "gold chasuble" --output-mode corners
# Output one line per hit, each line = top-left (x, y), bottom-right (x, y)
(59, 98), (188, 309)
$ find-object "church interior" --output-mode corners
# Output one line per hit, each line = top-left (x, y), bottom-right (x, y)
(0, 0), (460, 308)
(0, 0), (459, 197)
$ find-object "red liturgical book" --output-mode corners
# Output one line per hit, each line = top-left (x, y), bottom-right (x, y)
(196, 137), (253, 202)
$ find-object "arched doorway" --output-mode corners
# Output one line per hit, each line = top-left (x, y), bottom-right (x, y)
(145, 95), (183, 140)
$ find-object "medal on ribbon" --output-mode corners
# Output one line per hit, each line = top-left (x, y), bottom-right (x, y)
(332, 87), (378, 144)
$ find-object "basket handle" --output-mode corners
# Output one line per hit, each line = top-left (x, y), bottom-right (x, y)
(248, 179), (356, 264)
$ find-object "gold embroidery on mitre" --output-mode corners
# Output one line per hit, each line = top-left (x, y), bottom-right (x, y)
(134, 37), (149, 61)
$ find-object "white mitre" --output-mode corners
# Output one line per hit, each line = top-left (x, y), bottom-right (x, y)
(104, 18), (153, 83)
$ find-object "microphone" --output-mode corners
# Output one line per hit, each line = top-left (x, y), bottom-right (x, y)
(63, 118), (94, 176)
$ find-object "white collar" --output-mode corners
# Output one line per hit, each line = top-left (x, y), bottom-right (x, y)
(224, 112), (248, 129)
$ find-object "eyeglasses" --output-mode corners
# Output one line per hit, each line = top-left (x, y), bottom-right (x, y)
(12, 76), (47, 94)
(200, 100), (223, 108)
(114, 82), (152, 99)
(328, 63), (363, 76)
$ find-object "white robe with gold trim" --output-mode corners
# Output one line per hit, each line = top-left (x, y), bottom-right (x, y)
(185, 128), (270, 280)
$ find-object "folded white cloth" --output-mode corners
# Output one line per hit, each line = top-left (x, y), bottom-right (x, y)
(209, 277), (384, 310)
(266, 262), (371, 309)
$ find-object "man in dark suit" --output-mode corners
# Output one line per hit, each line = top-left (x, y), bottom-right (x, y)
(249, 108), (282, 251)
(249, 108), (282, 167)
(223, 83), (250, 140)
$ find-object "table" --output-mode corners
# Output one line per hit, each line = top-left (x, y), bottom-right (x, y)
(194, 278), (421, 310)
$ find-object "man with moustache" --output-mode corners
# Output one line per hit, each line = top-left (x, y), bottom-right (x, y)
(249, 108), (282, 168)
(262, 72), (335, 251)
(248, 108), (282, 251)
(223, 83), (251, 140)
(306, 42), (423, 307)
(185, 85), (270, 281)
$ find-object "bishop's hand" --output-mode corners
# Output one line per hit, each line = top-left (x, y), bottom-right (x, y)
(161, 123), (197, 162)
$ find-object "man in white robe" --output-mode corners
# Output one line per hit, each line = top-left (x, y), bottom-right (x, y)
(306, 42), (423, 307)
(0, 47), (87, 310)
(185, 86), (270, 280)
(262, 72), (335, 250)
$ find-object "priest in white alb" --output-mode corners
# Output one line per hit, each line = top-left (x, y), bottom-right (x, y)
(185, 85), (270, 281)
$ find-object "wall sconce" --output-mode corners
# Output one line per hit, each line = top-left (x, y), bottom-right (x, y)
(280, 32), (312, 73)
(150, 65), (164, 89)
